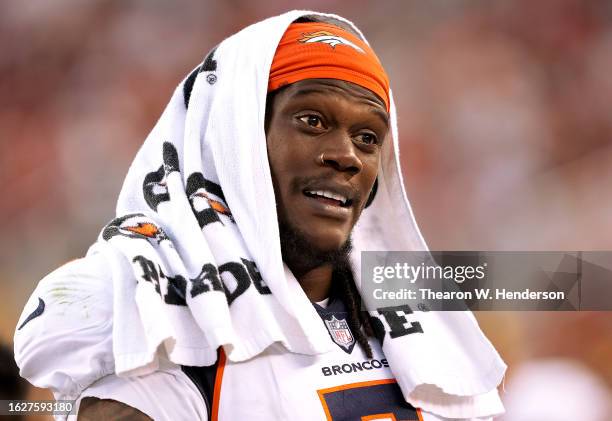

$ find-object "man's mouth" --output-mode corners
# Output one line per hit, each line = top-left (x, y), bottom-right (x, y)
(302, 189), (353, 208)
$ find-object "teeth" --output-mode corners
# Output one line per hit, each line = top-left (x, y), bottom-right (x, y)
(306, 190), (348, 205)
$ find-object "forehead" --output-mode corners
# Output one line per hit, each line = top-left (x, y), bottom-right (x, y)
(271, 79), (389, 124)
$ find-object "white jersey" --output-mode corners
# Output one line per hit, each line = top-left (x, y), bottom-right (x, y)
(15, 254), (498, 421)
(186, 298), (423, 421)
(80, 302), (495, 421)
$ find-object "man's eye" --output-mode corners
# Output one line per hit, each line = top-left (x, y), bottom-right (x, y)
(355, 133), (379, 145)
(298, 115), (324, 129)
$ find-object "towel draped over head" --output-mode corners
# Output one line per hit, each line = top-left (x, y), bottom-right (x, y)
(79, 10), (504, 418)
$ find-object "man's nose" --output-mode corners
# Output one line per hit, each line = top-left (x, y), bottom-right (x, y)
(318, 133), (362, 175)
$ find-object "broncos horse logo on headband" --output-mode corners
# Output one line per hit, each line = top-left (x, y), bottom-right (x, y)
(298, 31), (365, 53)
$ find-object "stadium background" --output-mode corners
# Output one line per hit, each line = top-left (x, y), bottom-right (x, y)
(1, 1), (611, 419)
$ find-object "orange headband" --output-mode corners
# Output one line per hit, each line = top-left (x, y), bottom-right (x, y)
(269, 22), (390, 111)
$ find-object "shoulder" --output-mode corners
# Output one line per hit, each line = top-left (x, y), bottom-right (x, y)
(14, 252), (115, 399)
(75, 363), (207, 421)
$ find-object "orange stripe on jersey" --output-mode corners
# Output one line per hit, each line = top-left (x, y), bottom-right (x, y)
(416, 408), (424, 421)
(210, 348), (227, 421)
(362, 412), (397, 421)
(318, 389), (334, 421)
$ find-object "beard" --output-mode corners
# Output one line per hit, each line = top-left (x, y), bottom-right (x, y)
(278, 217), (353, 277)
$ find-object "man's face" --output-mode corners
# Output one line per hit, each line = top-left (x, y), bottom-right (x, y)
(266, 79), (389, 259)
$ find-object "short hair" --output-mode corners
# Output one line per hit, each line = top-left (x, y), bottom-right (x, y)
(293, 15), (362, 39)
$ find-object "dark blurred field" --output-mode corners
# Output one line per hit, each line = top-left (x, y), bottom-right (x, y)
(1, 1), (611, 419)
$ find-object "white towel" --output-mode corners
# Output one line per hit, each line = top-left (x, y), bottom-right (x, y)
(74, 10), (505, 418)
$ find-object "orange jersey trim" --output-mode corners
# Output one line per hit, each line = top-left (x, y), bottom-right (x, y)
(362, 413), (397, 421)
(318, 379), (418, 421)
(210, 348), (227, 421)
(416, 408), (424, 421)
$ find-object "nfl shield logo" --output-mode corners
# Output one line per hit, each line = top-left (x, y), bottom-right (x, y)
(324, 315), (355, 353)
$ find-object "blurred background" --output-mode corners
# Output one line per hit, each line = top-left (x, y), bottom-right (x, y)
(1, 0), (611, 419)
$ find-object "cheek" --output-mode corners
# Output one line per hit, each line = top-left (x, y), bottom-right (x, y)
(266, 134), (300, 196)
(267, 130), (311, 185)
(362, 156), (380, 187)
(267, 145), (292, 188)
(266, 131), (287, 179)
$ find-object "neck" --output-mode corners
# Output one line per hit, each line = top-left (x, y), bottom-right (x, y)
(291, 264), (333, 302)
(277, 224), (352, 302)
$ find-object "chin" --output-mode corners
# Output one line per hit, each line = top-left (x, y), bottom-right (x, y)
(278, 212), (353, 262)
(308, 232), (350, 253)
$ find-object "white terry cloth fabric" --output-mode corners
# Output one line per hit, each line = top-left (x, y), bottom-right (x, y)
(15, 10), (506, 419)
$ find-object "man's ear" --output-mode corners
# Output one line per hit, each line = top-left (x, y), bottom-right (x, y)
(364, 178), (378, 208)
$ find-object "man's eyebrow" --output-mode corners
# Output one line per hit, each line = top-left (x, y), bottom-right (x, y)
(290, 88), (390, 127)
(369, 107), (390, 128)
(290, 87), (332, 99)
